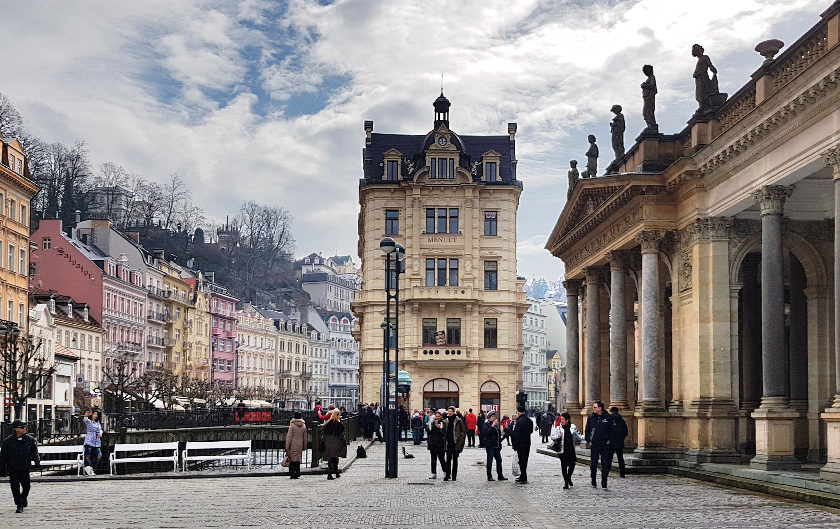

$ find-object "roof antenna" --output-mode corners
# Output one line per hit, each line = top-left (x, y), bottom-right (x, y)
(440, 72), (444, 94)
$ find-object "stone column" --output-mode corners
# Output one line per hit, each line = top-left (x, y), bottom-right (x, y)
(608, 251), (629, 410)
(563, 280), (582, 416)
(751, 185), (800, 471)
(634, 231), (668, 459)
(741, 258), (762, 411)
(584, 267), (602, 405)
(821, 146), (840, 480)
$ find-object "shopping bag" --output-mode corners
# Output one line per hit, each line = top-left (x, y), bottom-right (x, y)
(511, 451), (521, 477)
(281, 455), (290, 467)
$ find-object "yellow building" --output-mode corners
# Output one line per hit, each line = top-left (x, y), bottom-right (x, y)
(0, 134), (38, 330)
(160, 260), (192, 379)
(185, 271), (211, 381)
(353, 94), (527, 415)
(258, 308), (312, 409)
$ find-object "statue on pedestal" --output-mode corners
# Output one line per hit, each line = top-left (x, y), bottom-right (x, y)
(567, 160), (579, 198)
(606, 105), (625, 174)
(692, 44), (726, 115)
(641, 64), (658, 133)
(583, 135), (598, 178)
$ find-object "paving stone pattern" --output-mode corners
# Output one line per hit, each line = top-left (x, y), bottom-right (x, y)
(6, 432), (840, 528)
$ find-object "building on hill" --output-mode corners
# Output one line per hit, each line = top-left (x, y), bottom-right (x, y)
(353, 93), (528, 415)
(318, 309), (360, 409)
(545, 4), (840, 474)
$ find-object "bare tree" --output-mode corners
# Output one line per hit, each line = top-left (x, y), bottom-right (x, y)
(178, 377), (212, 406)
(300, 381), (318, 410)
(0, 92), (24, 138)
(274, 383), (294, 410)
(0, 330), (56, 421)
(134, 179), (164, 227)
(176, 198), (206, 242)
(160, 173), (189, 231)
(101, 354), (139, 414)
(230, 201), (295, 300)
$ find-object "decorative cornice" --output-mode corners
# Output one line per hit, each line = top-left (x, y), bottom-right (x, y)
(823, 144), (840, 180)
(636, 230), (664, 254)
(752, 185), (794, 216)
(697, 66), (840, 178)
(563, 206), (644, 271)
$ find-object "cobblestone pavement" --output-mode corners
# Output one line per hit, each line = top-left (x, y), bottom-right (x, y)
(5, 432), (840, 528)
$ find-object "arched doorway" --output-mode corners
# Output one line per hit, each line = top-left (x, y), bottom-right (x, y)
(423, 378), (459, 410)
(480, 381), (501, 414)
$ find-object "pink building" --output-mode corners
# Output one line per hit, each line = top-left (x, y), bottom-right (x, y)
(31, 219), (147, 375)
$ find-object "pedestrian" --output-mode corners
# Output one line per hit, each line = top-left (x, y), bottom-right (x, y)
(323, 410), (347, 480)
(0, 420), (40, 513)
(360, 406), (374, 440)
(285, 411), (307, 479)
(427, 409), (448, 479)
(510, 405), (533, 484)
(398, 405), (409, 441)
(82, 409), (103, 475)
(443, 406), (466, 481)
(237, 400), (247, 425)
(411, 410), (424, 445)
(465, 408), (477, 447)
(539, 412), (554, 443)
(609, 406), (629, 478)
(551, 412), (584, 489)
(584, 401), (613, 489)
(500, 415), (511, 446)
(372, 407), (384, 442)
(476, 410), (486, 448)
(481, 411), (508, 481)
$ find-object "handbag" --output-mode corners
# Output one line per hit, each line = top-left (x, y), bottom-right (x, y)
(547, 439), (561, 452)
(511, 451), (521, 477)
(281, 455), (290, 467)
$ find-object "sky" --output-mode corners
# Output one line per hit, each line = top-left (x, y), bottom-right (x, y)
(0, 0), (827, 281)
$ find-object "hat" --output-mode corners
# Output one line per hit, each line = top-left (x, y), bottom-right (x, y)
(487, 411), (496, 417)
(11, 420), (26, 429)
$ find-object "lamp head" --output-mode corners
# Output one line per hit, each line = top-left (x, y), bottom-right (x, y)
(394, 244), (405, 259)
(10, 326), (19, 337)
(380, 237), (396, 254)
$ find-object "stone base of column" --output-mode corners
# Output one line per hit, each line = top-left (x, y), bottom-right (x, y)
(750, 404), (801, 471)
(564, 401), (583, 418)
(820, 403), (840, 481)
(633, 406), (679, 460)
(790, 399), (809, 462)
(683, 398), (740, 463)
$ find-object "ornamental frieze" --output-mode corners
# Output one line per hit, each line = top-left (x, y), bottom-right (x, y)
(564, 207), (643, 270)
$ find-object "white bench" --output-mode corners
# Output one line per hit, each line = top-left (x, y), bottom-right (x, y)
(182, 440), (252, 471)
(110, 442), (179, 475)
(38, 445), (84, 475)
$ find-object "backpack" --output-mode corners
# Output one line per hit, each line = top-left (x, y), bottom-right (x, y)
(356, 445), (367, 458)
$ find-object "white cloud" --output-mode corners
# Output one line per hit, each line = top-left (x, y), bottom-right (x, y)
(0, 0), (825, 280)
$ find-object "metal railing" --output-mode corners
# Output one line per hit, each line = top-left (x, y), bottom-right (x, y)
(0, 417), (86, 444)
(103, 408), (325, 431)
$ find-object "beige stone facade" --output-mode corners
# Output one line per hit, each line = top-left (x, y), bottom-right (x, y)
(235, 306), (278, 391)
(546, 4), (840, 474)
(354, 95), (527, 416)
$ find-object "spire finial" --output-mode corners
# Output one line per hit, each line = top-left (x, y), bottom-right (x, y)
(441, 72), (444, 95)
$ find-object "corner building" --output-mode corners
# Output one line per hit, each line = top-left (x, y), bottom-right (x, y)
(354, 94), (527, 415)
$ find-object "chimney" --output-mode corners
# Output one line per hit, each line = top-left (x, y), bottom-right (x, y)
(75, 210), (81, 225)
(126, 231), (140, 243)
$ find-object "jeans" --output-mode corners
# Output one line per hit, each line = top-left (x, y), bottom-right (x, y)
(590, 443), (610, 485)
(485, 447), (503, 478)
(430, 449), (447, 475)
(610, 441), (626, 476)
(412, 428), (423, 445)
(515, 448), (529, 482)
(466, 430), (475, 447)
(9, 470), (30, 507)
(445, 450), (460, 479)
(84, 445), (101, 469)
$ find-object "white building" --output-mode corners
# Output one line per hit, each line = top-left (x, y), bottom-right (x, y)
(235, 306), (278, 392)
(320, 310), (360, 410)
(522, 298), (549, 409)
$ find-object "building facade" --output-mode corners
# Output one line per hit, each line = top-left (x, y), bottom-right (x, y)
(354, 94), (527, 415)
(206, 283), (238, 387)
(321, 310), (360, 409)
(522, 298), (548, 409)
(236, 305), (278, 391)
(546, 4), (840, 477)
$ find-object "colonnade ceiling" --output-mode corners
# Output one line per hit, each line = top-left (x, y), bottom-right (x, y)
(730, 166), (834, 221)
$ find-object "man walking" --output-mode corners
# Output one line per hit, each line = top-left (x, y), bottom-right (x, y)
(585, 401), (613, 489)
(510, 405), (534, 484)
(465, 408), (477, 447)
(481, 411), (508, 481)
(0, 420), (40, 513)
(443, 406), (466, 481)
(609, 406), (629, 478)
(476, 410), (486, 447)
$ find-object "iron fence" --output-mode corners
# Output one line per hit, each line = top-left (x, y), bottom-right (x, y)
(0, 417), (86, 444)
(103, 408), (325, 431)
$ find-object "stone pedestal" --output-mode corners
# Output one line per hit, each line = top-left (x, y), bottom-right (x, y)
(820, 404), (840, 481)
(750, 404), (802, 471)
(633, 407), (672, 459)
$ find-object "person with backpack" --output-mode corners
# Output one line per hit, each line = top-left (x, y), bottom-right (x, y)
(609, 406), (629, 478)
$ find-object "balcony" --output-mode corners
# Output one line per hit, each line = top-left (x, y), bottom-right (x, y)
(164, 338), (177, 347)
(277, 369), (293, 378)
(147, 311), (166, 323)
(147, 286), (167, 299)
(147, 335), (166, 348)
(116, 342), (143, 354)
(408, 286), (474, 302)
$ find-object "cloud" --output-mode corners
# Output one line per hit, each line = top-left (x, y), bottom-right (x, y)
(0, 0), (825, 281)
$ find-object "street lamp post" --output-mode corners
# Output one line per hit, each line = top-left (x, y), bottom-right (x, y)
(380, 237), (404, 478)
(0, 322), (21, 423)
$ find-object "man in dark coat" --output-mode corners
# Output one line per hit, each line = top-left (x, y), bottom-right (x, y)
(0, 420), (40, 513)
(539, 412), (554, 443)
(398, 405), (409, 441)
(585, 401), (613, 489)
(510, 405), (534, 484)
(443, 406), (466, 481)
(476, 410), (486, 447)
(609, 406), (629, 478)
(481, 411), (507, 481)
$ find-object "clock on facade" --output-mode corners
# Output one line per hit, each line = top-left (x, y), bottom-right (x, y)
(437, 137), (447, 146)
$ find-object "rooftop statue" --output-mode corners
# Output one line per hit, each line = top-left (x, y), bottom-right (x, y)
(641, 64), (658, 133)
(606, 105), (625, 174)
(692, 44), (726, 115)
(583, 135), (598, 178)
(567, 160), (579, 198)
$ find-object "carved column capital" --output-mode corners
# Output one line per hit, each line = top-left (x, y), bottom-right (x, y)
(583, 266), (601, 285)
(607, 250), (629, 270)
(681, 217), (733, 246)
(563, 279), (581, 296)
(752, 185), (793, 216)
(636, 230), (664, 254)
(823, 145), (840, 180)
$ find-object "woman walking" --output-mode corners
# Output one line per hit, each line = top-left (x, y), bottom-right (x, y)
(426, 409), (447, 479)
(82, 409), (103, 475)
(552, 412), (584, 489)
(285, 411), (307, 479)
(323, 410), (347, 480)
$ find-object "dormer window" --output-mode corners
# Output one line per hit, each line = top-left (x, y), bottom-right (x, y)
(83, 306), (89, 322)
(430, 157), (455, 179)
(485, 162), (498, 182)
(386, 160), (399, 181)
(49, 298), (56, 313)
(67, 302), (73, 315)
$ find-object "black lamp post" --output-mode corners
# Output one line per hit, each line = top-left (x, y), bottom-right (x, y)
(0, 322), (21, 423)
(380, 237), (404, 478)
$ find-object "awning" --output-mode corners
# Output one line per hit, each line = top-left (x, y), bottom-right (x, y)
(398, 370), (412, 386)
